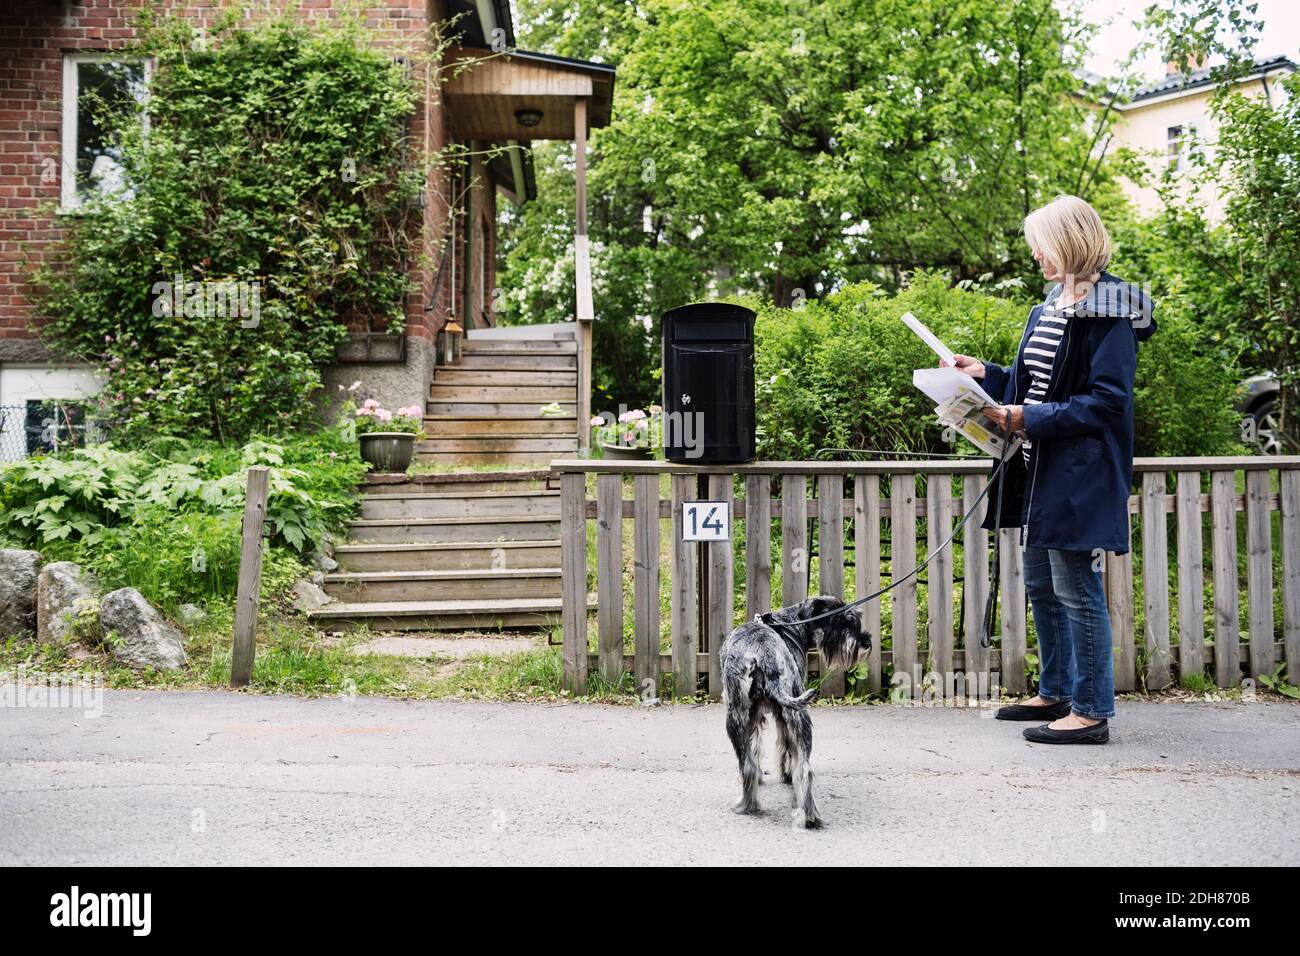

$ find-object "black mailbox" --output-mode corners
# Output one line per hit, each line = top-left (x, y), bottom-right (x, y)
(661, 302), (756, 464)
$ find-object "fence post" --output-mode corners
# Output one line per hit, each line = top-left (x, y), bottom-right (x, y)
(560, 471), (588, 694)
(230, 465), (269, 689)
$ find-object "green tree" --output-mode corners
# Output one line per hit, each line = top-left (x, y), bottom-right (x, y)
(503, 0), (1123, 404)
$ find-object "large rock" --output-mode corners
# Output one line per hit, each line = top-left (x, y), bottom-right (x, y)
(36, 561), (96, 645)
(292, 579), (333, 613)
(0, 549), (42, 637)
(99, 588), (188, 671)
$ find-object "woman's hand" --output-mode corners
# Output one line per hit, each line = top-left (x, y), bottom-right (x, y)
(985, 405), (1025, 434)
(949, 354), (985, 379)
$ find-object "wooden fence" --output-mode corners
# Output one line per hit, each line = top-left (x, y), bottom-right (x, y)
(551, 457), (1300, 700)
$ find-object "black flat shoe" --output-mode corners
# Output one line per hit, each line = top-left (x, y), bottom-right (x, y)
(1023, 720), (1109, 744)
(995, 700), (1072, 721)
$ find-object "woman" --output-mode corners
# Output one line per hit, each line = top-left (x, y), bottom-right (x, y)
(952, 195), (1155, 744)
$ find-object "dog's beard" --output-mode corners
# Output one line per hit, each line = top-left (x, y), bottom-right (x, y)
(818, 625), (864, 672)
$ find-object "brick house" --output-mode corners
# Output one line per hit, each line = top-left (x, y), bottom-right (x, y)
(0, 1), (610, 460)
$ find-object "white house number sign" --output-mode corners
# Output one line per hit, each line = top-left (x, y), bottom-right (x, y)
(681, 500), (730, 542)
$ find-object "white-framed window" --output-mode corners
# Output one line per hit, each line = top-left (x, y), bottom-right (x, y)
(1166, 123), (1196, 171)
(61, 53), (151, 210)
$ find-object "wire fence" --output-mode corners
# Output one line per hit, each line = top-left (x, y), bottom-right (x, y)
(0, 403), (114, 463)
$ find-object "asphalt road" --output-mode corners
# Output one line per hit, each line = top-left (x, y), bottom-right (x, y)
(2, 690), (1297, 865)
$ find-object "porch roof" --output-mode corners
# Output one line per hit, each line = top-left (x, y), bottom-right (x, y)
(444, 45), (616, 141)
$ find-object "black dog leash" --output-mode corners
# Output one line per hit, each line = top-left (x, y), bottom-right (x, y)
(763, 421), (1016, 650)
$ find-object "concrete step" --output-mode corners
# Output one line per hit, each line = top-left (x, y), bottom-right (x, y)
(334, 540), (561, 572)
(433, 369), (577, 387)
(345, 515), (561, 544)
(324, 568), (562, 603)
(423, 417), (577, 437)
(358, 490), (560, 520)
(309, 596), (585, 631)
(458, 353), (576, 371)
(426, 401), (576, 418)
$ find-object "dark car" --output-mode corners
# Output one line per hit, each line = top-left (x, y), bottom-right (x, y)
(1236, 373), (1283, 455)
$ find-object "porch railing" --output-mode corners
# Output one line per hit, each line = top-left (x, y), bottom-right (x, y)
(550, 456), (1300, 699)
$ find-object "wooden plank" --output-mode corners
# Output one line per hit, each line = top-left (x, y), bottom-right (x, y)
(230, 466), (269, 689)
(1175, 471), (1206, 684)
(1142, 472), (1172, 690)
(1106, 519), (1137, 693)
(818, 474), (846, 697)
(744, 474), (772, 619)
(854, 475), (883, 695)
(596, 473), (624, 686)
(633, 474), (660, 696)
(781, 475), (809, 607)
(548, 455), (1300, 477)
(1282, 470), (1300, 686)
(999, 528), (1026, 694)
(962, 475), (991, 681)
(1245, 468), (1275, 678)
(927, 474), (955, 683)
(596, 638), (1291, 683)
(578, 490), (1276, 521)
(560, 472), (588, 694)
(706, 474), (735, 699)
(1211, 470), (1240, 688)
(670, 474), (698, 698)
(890, 474), (918, 686)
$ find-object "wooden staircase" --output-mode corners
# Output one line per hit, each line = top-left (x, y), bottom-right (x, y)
(309, 470), (572, 630)
(310, 327), (587, 632)
(419, 333), (580, 466)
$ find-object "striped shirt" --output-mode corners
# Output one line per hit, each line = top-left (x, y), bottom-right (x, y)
(1020, 303), (1073, 463)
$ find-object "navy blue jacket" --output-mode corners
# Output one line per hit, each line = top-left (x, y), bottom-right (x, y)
(979, 271), (1156, 554)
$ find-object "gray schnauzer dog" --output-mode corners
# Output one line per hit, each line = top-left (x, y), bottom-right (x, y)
(719, 596), (873, 828)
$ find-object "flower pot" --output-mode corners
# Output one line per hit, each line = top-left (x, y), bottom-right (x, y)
(359, 432), (416, 473)
(599, 442), (652, 461)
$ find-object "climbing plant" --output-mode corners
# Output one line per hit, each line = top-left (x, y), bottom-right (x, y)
(34, 11), (425, 443)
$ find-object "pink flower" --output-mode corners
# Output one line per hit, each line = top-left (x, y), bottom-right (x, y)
(375, 409), (393, 422)
(618, 409), (647, 423)
(590, 416), (604, 426)
(396, 405), (422, 418)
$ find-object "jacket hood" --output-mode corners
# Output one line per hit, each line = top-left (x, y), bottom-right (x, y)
(1046, 271), (1157, 342)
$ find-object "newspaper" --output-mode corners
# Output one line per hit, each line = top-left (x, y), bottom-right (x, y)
(903, 312), (1022, 459)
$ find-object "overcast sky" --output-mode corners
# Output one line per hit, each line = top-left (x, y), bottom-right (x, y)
(1074, 0), (1300, 79)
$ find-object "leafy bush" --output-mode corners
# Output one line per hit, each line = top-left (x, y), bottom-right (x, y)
(750, 273), (1242, 459)
(0, 428), (365, 556)
(751, 274), (1026, 459)
(33, 14), (421, 443)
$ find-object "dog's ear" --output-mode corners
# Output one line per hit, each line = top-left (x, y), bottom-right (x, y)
(808, 596), (834, 617)
(760, 611), (775, 627)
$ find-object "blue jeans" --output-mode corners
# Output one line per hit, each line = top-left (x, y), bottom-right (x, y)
(1022, 546), (1116, 720)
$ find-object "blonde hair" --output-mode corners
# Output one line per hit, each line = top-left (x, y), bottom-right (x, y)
(1023, 195), (1111, 279)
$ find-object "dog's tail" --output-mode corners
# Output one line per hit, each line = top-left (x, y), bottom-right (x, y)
(738, 654), (815, 709)
(772, 687), (817, 709)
